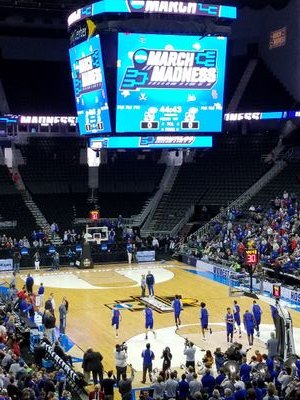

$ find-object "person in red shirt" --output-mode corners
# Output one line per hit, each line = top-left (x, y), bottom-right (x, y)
(17, 286), (27, 300)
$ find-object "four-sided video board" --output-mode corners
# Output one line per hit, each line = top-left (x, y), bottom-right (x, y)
(116, 33), (227, 134)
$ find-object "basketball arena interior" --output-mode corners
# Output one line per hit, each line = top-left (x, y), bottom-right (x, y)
(1, 0), (300, 399)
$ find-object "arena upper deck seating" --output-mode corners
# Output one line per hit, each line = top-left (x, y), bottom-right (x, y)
(243, 161), (300, 210)
(238, 59), (295, 111)
(148, 132), (279, 232)
(18, 137), (88, 194)
(0, 165), (37, 237)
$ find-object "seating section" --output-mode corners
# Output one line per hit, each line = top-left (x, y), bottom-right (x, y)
(244, 161), (300, 210)
(0, 194), (37, 238)
(0, 165), (37, 237)
(98, 152), (165, 193)
(0, 165), (16, 195)
(148, 132), (279, 232)
(18, 137), (88, 194)
(224, 55), (249, 107)
(238, 59), (295, 111)
(0, 60), (76, 114)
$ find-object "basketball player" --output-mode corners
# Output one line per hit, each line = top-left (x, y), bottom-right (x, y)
(112, 307), (121, 337)
(252, 300), (262, 337)
(172, 295), (183, 328)
(243, 309), (255, 346)
(233, 300), (242, 337)
(200, 302), (209, 340)
(145, 306), (156, 340)
(225, 308), (234, 344)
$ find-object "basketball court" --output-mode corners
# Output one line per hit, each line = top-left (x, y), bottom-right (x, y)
(7, 261), (300, 385)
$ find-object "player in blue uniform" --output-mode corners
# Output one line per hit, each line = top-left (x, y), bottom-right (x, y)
(233, 300), (242, 337)
(252, 300), (262, 337)
(225, 308), (234, 343)
(172, 294), (183, 328)
(112, 307), (121, 337)
(243, 309), (255, 346)
(200, 302), (209, 340)
(145, 306), (156, 339)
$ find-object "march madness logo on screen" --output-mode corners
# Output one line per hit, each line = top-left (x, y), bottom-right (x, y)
(120, 48), (218, 91)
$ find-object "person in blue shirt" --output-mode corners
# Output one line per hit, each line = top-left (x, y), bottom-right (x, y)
(233, 300), (242, 337)
(252, 300), (262, 337)
(200, 302), (209, 340)
(240, 356), (251, 382)
(226, 308), (234, 343)
(178, 374), (190, 400)
(201, 369), (215, 397)
(270, 304), (278, 326)
(146, 271), (155, 297)
(112, 307), (121, 337)
(37, 282), (45, 308)
(215, 368), (226, 385)
(172, 295), (183, 328)
(141, 343), (155, 384)
(25, 274), (34, 294)
(243, 309), (255, 346)
(145, 306), (156, 340)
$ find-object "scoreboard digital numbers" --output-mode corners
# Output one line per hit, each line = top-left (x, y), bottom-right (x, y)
(69, 35), (111, 135)
(116, 33), (227, 133)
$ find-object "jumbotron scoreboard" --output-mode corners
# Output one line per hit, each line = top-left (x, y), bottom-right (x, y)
(68, 0), (237, 148)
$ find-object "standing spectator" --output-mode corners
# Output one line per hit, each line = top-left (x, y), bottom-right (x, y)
(141, 275), (146, 297)
(34, 251), (40, 270)
(189, 373), (202, 399)
(25, 274), (34, 294)
(161, 347), (172, 372)
(114, 344), (128, 382)
(178, 374), (189, 400)
(82, 348), (104, 385)
(127, 242), (133, 265)
(201, 369), (215, 397)
(152, 237), (159, 251)
(37, 283), (45, 308)
(45, 294), (55, 313)
(184, 341), (196, 369)
(214, 348), (225, 372)
(59, 299), (67, 334)
(9, 271), (16, 289)
(146, 271), (155, 297)
(141, 343), (155, 384)
(13, 252), (20, 273)
(43, 310), (56, 344)
(101, 370), (117, 400)
(165, 372), (178, 399)
(151, 376), (166, 400)
(267, 332), (279, 359)
(89, 384), (103, 400)
(118, 366), (134, 400)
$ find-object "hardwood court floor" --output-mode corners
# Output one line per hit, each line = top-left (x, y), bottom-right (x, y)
(13, 262), (300, 384)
